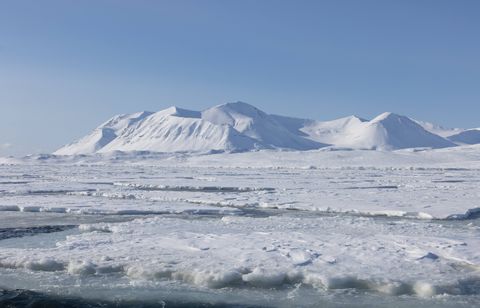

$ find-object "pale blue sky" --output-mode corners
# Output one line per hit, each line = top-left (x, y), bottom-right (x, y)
(1, 0), (479, 156)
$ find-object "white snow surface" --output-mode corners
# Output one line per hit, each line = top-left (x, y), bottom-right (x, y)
(415, 120), (464, 138)
(3, 145), (480, 303)
(4, 148), (480, 219)
(275, 112), (456, 150)
(55, 102), (469, 155)
(448, 129), (480, 145)
(1, 215), (479, 297)
(202, 102), (322, 150)
(415, 121), (480, 146)
(54, 111), (154, 155)
(55, 103), (323, 155)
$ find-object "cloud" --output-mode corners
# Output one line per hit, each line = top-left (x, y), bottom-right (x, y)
(1, 143), (12, 149)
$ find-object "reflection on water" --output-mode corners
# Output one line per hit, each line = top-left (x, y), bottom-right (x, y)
(1, 287), (480, 308)
(0, 289), (261, 308)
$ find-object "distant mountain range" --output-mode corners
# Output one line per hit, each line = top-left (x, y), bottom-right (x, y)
(54, 102), (478, 155)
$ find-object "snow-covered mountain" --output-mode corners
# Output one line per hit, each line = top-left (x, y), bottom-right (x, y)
(358, 112), (456, 150)
(414, 121), (480, 146)
(274, 115), (369, 147)
(55, 103), (324, 155)
(274, 112), (456, 150)
(202, 102), (321, 150)
(55, 102), (463, 155)
(416, 121), (480, 145)
(414, 120), (464, 138)
(96, 106), (261, 153)
(55, 111), (154, 155)
(447, 129), (480, 145)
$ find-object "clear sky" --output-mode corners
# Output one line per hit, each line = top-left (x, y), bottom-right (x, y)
(1, 0), (479, 156)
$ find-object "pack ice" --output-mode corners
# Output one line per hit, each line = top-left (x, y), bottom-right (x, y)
(2, 146), (480, 305)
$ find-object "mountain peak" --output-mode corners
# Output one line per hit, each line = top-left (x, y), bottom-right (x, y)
(448, 129), (480, 145)
(209, 102), (267, 119)
(342, 115), (368, 124)
(350, 114), (366, 120)
(55, 102), (465, 155)
(202, 102), (323, 150)
(370, 112), (406, 123)
(220, 101), (258, 109)
(364, 112), (456, 150)
(157, 106), (201, 119)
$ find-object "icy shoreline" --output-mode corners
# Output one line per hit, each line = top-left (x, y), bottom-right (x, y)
(1, 215), (479, 297)
(0, 150), (479, 306)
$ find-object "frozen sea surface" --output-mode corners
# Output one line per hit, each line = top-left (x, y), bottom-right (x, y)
(1, 150), (480, 307)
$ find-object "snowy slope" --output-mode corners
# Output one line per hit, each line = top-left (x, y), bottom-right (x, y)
(56, 103), (461, 155)
(275, 112), (455, 150)
(414, 120), (464, 137)
(98, 106), (259, 153)
(299, 115), (368, 146)
(416, 120), (480, 146)
(202, 102), (323, 150)
(54, 111), (153, 155)
(55, 103), (324, 155)
(448, 129), (480, 145)
(353, 112), (456, 150)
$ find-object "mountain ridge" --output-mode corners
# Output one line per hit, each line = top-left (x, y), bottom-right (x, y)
(54, 102), (473, 155)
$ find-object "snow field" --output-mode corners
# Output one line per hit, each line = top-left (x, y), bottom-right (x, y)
(1, 160), (480, 219)
(0, 215), (479, 297)
(1, 149), (480, 302)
